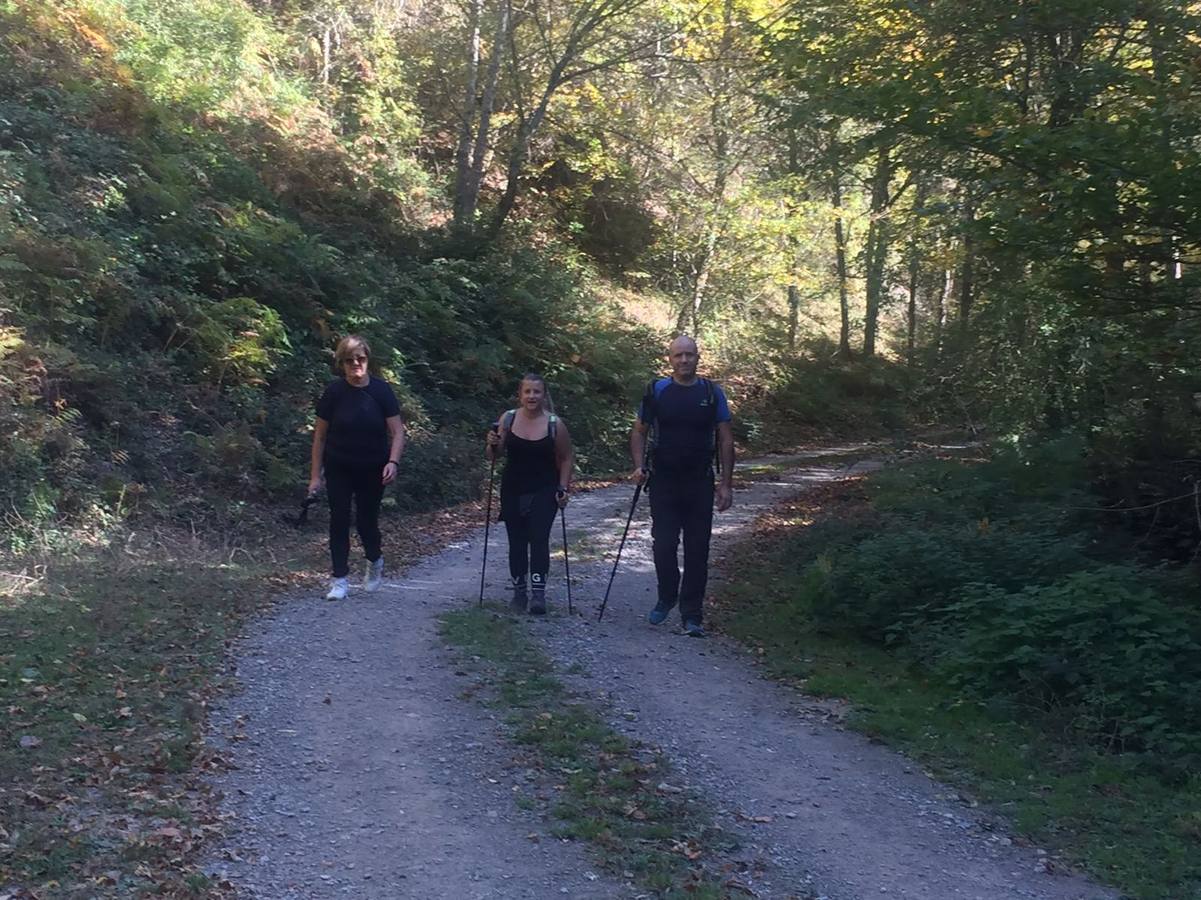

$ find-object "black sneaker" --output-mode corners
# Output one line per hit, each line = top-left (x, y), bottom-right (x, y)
(510, 577), (528, 612)
(683, 620), (706, 638)
(529, 575), (547, 615)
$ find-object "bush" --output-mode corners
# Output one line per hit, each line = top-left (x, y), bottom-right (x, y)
(736, 342), (913, 448)
(777, 441), (1201, 768)
(810, 520), (1088, 642)
(931, 568), (1201, 760)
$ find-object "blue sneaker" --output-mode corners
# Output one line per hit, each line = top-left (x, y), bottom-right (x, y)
(684, 620), (706, 638)
(648, 604), (672, 625)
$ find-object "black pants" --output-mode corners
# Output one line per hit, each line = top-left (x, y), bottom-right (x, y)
(326, 461), (385, 578)
(648, 474), (714, 624)
(502, 488), (557, 581)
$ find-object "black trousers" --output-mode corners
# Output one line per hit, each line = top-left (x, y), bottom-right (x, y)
(648, 473), (714, 624)
(325, 461), (384, 578)
(502, 488), (557, 581)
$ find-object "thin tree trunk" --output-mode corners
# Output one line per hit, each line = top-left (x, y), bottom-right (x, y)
(862, 145), (893, 358)
(906, 180), (929, 365)
(786, 128), (801, 352)
(832, 175), (852, 360)
(787, 281), (800, 352)
(678, 230), (718, 333)
(452, 0), (483, 226)
(488, 84), (556, 238)
(462, 0), (509, 224)
(958, 199), (976, 337)
(675, 0), (734, 334)
(936, 266), (950, 359)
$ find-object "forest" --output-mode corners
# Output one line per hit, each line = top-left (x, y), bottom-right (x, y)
(2, 0), (1201, 895)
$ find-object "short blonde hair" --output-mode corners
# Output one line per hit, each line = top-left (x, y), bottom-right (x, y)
(334, 335), (371, 369)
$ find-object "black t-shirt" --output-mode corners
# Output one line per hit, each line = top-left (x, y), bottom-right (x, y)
(639, 378), (731, 477)
(316, 376), (401, 468)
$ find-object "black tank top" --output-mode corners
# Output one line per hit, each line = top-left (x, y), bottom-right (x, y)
(502, 431), (558, 495)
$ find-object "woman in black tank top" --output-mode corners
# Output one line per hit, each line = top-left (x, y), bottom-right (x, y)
(484, 374), (574, 614)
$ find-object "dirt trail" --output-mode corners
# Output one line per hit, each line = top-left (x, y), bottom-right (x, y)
(208, 447), (1115, 899)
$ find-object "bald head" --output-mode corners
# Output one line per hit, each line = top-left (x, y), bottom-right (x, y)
(666, 334), (700, 383)
(669, 334), (698, 354)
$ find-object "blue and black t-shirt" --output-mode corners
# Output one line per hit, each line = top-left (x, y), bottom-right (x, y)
(316, 376), (401, 468)
(638, 377), (731, 477)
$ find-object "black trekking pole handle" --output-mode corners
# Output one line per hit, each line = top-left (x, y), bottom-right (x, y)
(597, 476), (645, 622)
(479, 423), (499, 607)
(283, 490), (320, 528)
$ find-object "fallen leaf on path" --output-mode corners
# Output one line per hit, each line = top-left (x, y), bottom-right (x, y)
(736, 812), (773, 824)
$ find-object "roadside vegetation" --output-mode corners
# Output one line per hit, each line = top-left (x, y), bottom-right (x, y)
(716, 441), (1201, 900)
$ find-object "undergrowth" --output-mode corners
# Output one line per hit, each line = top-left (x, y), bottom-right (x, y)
(716, 437), (1201, 900)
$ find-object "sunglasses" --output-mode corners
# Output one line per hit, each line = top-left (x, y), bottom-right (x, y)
(345, 355), (369, 365)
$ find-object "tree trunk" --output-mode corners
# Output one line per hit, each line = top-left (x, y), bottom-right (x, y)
(831, 175), (852, 360)
(461, 0), (510, 225)
(787, 282), (800, 352)
(674, 0), (734, 334)
(452, 0), (483, 227)
(905, 180), (929, 365)
(678, 229), (718, 333)
(786, 128), (801, 352)
(935, 266), (950, 359)
(957, 199), (976, 337)
(488, 83), (556, 239)
(862, 145), (893, 358)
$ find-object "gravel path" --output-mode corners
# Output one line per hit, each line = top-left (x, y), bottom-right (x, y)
(208, 447), (1116, 899)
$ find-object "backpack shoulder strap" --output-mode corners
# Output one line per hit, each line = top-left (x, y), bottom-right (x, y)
(642, 379), (659, 424)
(502, 409), (517, 433)
(547, 413), (557, 441)
(702, 379), (722, 475)
(704, 378), (718, 424)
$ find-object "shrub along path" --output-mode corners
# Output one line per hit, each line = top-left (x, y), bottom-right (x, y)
(208, 447), (1113, 899)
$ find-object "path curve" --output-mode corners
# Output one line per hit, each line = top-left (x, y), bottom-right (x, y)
(208, 447), (1115, 899)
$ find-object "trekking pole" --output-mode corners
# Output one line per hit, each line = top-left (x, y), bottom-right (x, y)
(479, 424), (499, 607)
(597, 474), (645, 622)
(558, 500), (573, 615)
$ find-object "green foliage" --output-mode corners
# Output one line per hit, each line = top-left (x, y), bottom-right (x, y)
(932, 569), (1201, 760)
(732, 338), (913, 446)
(770, 442), (1201, 769)
(812, 523), (1089, 642)
(0, 0), (657, 535)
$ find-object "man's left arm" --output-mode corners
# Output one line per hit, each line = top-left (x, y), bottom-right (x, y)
(715, 421), (734, 511)
(714, 383), (734, 511)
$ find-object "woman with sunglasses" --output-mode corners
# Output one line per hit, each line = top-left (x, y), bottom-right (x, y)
(309, 335), (405, 601)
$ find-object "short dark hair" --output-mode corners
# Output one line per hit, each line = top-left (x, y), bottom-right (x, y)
(334, 335), (371, 368)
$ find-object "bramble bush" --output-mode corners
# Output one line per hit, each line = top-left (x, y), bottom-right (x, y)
(777, 438), (1201, 767)
(929, 568), (1201, 761)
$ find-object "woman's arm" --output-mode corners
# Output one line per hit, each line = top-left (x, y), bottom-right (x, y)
(383, 415), (405, 485)
(554, 420), (574, 498)
(309, 418), (329, 494)
(485, 411), (508, 461)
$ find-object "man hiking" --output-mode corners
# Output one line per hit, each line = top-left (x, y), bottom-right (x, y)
(630, 335), (734, 637)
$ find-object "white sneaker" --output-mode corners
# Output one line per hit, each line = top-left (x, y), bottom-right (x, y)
(326, 577), (348, 601)
(364, 557), (384, 593)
